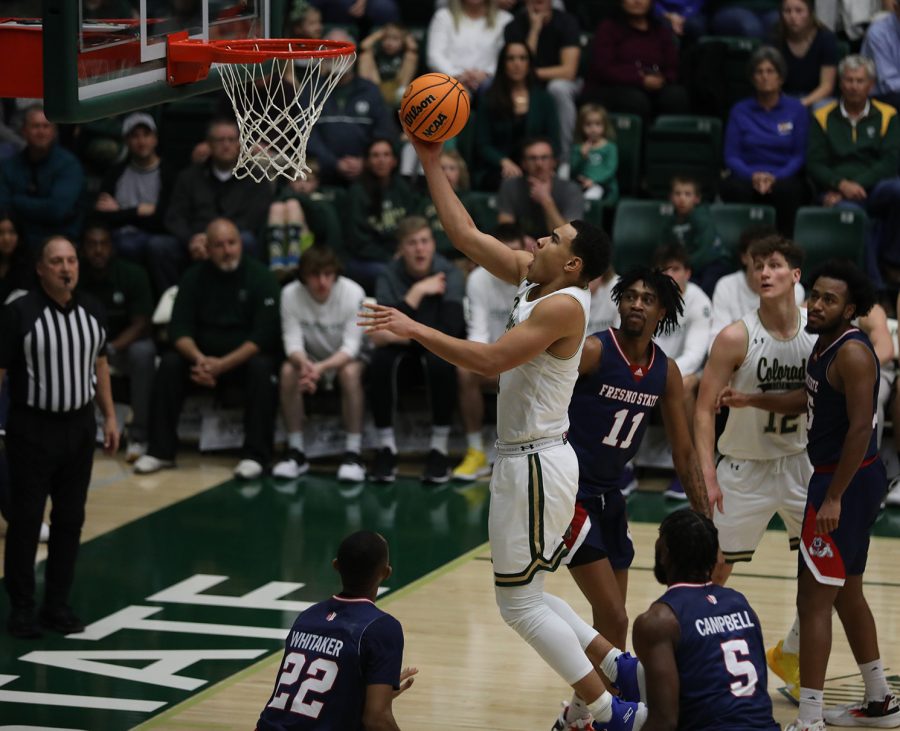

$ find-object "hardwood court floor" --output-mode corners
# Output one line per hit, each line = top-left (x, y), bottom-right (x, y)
(1, 453), (898, 729)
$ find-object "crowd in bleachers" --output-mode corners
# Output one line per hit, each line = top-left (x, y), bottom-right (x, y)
(2, 0), (900, 496)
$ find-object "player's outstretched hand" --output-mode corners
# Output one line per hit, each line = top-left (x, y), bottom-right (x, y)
(394, 666), (419, 698)
(716, 386), (750, 410)
(359, 302), (419, 339)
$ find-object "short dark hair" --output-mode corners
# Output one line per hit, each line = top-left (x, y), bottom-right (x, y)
(737, 224), (778, 256)
(335, 531), (389, 593)
(612, 266), (684, 335)
(747, 234), (804, 269)
(670, 175), (702, 195)
(521, 136), (556, 158)
(570, 220), (611, 282)
(808, 259), (877, 319)
(298, 245), (342, 281)
(660, 509), (719, 583)
(653, 242), (690, 269)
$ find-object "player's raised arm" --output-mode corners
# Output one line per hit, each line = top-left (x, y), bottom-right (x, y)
(661, 359), (709, 516)
(361, 294), (584, 376)
(407, 134), (531, 285)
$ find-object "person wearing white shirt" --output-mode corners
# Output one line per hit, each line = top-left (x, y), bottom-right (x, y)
(654, 245), (713, 499)
(711, 227), (805, 340)
(273, 247), (367, 482)
(426, 0), (513, 92)
(453, 224), (524, 480)
(588, 268), (621, 334)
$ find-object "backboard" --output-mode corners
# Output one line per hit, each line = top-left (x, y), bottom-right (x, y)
(0, 0), (284, 122)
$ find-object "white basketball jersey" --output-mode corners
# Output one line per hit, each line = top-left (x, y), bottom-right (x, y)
(496, 280), (591, 444)
(717, 307), (816, 460)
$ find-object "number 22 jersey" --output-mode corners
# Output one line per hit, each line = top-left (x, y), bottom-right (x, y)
(257, 596), (403, 731)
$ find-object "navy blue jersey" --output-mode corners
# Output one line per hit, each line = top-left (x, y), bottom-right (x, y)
(657, 583), (779, 731)
(258, 596), (403, 731)
(806, 328), (879, 467)
(568, 329), (668, 499)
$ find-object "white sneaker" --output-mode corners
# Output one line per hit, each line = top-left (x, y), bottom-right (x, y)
(550, 702), (593, 730)
(39, 522), (49, 543)
(337, 452), (366, 482)
(272, 449), (309, 479)
(133, 455), (174, 474)
(125, 441), (148, 463)
(234, 459), (264, 480)
(824, 694), (900, 727)
(785, 720), (826, 731)
(886, 476), (900, 507)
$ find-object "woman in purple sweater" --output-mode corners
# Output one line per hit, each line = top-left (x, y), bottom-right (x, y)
(581, 0), (690, 125)
(720, 46), (810, 235)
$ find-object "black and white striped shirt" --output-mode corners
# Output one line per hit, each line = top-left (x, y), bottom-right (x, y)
(0, 288), (107, 413)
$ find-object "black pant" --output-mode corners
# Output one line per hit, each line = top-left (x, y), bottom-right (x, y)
(5, 405), (95, 611)
(581, 84), (691, 126)
(147, 351), (278, 465)
(719, 174), (809, 237)
(368, 345), (456, 428)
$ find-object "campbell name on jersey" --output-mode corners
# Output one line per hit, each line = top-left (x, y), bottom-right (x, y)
(717, 307), (816, 460)
(497, 280), (591, 444)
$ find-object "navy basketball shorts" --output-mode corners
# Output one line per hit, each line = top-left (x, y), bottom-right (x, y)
(567, 489), (635, 571)
(800, 458), (887, 586)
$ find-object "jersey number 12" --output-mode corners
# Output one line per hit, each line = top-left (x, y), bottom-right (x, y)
(602, 409), (645, 449)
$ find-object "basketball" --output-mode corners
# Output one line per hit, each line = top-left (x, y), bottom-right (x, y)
(400, 73), (470, 142)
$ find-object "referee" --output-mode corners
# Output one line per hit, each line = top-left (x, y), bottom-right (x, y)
(0, 236), (118, 638)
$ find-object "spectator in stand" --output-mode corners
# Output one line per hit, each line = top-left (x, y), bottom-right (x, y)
(710, 225), (805, 340)
(0, 214), (34, 305)
(273, 246), (367, 483)
(452, 223), (524, 482)
(474, 41), (561, 190)
(503, 0), (582, 166)
(807, 55), (900, 288)
(133, 218), (281, 480)
(663, 176), (730, 296)
(654, 0), (708, 39)
(778, 0), (838, 109)
(0, 105), (84, 250)
(161, 118), (272, 287)
(720, 47), (810, 237)
(368, 216), (465, 484)
(358, 23), (420, 107)
(309, 0), (400, 25)
(570, 104), (619, 203)
(861, 0), (900, 110)
(285, 2), (323, 38)
(653, 243), (713, 499)
(305, 29), (397, 186)
(711, 0), (780, 38)
(588, 266), (621, 333)
(427, 0), (513, 94)
(582, 0), (690, 126)
(424, 150), (483, 260)
(497, 137), (584, 244)
(77, 223), (156, 463)
(344, 139), (423, 294)
(93, 113), (177, 296)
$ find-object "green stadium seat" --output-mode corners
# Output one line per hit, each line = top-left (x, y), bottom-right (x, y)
(609, 112), (642, 197)
(793, 206), (868, 283)
(710, 202), (776, 258)
(644, 115), (723, 200)
(612, 199), (674, 273)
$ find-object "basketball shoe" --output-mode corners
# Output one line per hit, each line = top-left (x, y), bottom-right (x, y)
(785, 720), (826, 731)
(550, 703), (593, 731)
(551, 698), (646, 731)
(823, 694), (900, 727)
(767, 640), (800, 702)
(452, 447), (490, 481)
(611, 651), (644, 703)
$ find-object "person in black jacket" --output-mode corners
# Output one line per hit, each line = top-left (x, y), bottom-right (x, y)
(93, 113), (177, 295)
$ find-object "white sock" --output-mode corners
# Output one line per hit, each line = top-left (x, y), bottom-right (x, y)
(859, 659), (891, 702)
(288, 432), (304, 452)
(566, 694), (591, 722)
(345, 433), (362, 455)
(466, 431), (484, 451)
(798, 687), (824, 722)
(430, 425), (450, 454)
(600, 648), (623, 683)
(377, 428), (397, 453)
(782, 613), (801, 655)
(587, 691), (613, 723)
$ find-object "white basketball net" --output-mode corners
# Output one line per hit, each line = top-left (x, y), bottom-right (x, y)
(217, 46), (356, 182)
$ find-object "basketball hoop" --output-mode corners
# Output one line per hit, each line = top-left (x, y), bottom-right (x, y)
(167, 33), (356, 182)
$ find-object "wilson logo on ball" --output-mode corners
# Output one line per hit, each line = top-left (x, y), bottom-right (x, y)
(404, 94), (437, 127)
